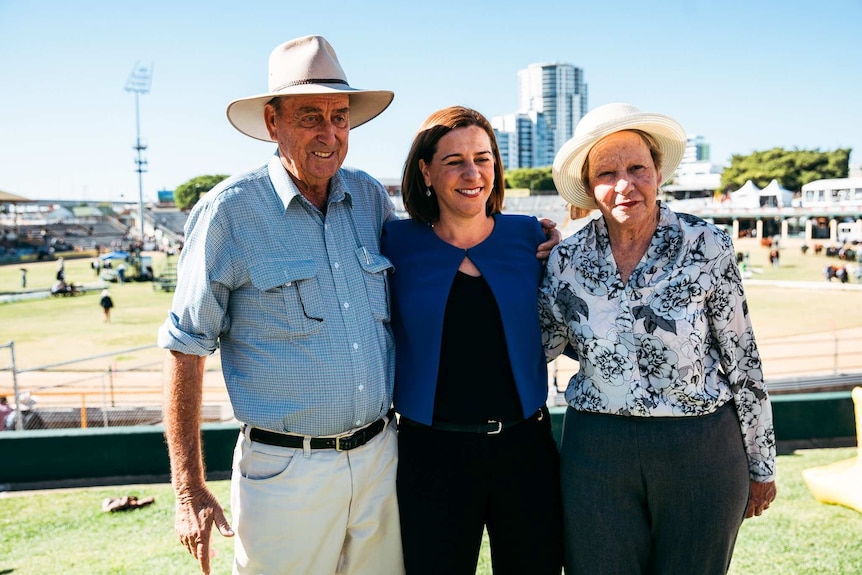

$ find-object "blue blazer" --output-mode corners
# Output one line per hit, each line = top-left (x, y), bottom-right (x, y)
(381, 214), (548, 425)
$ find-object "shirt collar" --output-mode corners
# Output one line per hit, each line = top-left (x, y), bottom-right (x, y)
(267, 152), (351, 212)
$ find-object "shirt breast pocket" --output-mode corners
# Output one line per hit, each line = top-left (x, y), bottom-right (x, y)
(249, 260), (324, 337)
(356, 248), (392, 323)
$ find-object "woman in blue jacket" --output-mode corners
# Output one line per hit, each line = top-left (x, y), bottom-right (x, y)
(382, 106), (562, 575)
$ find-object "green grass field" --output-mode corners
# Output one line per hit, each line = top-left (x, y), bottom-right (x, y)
(1, 447), (859, 574)
(0, 253), (176, 371)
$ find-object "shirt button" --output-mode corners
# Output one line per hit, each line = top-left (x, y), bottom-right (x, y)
(334, 262), (340, 269)
(355, 420), (362, 426)
(358, 385), (364, 391)
(353, 343), (359, 350)
(343, 302), (350, 309)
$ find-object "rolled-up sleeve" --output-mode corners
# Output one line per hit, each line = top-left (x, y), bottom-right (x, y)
(157, 197), (233, 357)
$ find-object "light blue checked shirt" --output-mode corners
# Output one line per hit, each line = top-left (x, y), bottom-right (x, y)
(158, 155), (397, 436)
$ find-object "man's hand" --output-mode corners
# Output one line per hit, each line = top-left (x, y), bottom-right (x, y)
(745, 479), (777, 519)
(175, 487), (234, 575)
(537, 218), (561, 260)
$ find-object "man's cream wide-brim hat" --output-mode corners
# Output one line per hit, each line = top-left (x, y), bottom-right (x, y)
(552, 102), (686, 210)
(226, 35), (394, 142)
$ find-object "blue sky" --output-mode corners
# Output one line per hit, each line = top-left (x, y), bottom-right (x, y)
(1, 0), (860, 202)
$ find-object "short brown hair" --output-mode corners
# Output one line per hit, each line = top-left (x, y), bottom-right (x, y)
(401, 106), (505, 224)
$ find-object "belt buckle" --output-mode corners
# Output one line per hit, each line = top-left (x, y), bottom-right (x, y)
(487, 420), (503, 435)
(335, 432), (356, 451)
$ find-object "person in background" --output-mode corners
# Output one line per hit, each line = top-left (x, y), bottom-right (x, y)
(382, 106), (562, 575)
(158, 35), (402, 575)
(100, 289), (114, 322)
(4, 392), (44, 431)
(19, 268), (26, 289)
(51, 278), (68, 296)
(0, 396), (12, 430)
(540, 103), (776, 574)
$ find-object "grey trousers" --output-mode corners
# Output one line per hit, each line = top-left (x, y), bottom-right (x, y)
(559, 403), (750, 575)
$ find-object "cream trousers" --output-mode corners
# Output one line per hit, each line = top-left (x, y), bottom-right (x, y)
(230, 422), (404, 575)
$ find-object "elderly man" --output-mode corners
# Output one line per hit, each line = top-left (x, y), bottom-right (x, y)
(158, 36), (402, 575)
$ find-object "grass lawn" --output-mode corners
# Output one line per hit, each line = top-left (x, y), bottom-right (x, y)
(0, 447), (859, 574)
(0, 279), (175, 372)
(730, 447), (862, 575)
(0, 254), (176, 371)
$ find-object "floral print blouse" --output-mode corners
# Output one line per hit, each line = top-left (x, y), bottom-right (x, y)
(539, 203), (776, 482)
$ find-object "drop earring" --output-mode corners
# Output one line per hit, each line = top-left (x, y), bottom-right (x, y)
(425, 187), (432, 197)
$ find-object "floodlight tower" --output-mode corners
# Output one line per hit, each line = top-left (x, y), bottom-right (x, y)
(125, 62), (153, 245)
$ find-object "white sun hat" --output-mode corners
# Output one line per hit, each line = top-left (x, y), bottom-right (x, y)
(553, 103), (686, 209)
(226, 35), (395, 142)
(17, 391), (37, 411)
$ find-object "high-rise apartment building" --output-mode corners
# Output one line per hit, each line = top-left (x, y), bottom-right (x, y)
(493, 62), (587, 170)
(684, 135), (711, 163)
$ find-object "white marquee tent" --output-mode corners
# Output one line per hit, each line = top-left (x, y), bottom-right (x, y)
(730, 179), (796, 208)
(729, 180), (762, 208)
(760, 179), (796, 207)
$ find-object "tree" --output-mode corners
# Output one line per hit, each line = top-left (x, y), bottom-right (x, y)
(173, 174), (229, 211)
(504, 167), (556, 192)
(720, 148), (850, 192)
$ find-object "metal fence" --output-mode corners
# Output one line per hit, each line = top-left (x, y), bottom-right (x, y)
(756, 333), (862, 378)
(547, 332), (862, 403)
(0, 342), (230, 431)
(2, 332), (861, 431)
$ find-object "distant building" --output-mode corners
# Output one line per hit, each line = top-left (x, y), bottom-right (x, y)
(517, 62), (588, 162)
(156, 189), (175, 207)
(492, 112), (540, 170)
(664, 136), (723, 202)
(493, 62), (588, 170)
(683, 134), (711, 163)
(664, 161), (723, 201)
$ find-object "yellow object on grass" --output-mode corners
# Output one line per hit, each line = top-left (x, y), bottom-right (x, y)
(802, 387), (862, 513)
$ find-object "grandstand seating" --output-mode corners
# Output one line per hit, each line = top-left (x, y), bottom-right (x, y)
(152, 258), (178, 292)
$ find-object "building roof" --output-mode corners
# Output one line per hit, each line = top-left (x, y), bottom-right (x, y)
(71, 206), (104, 218)
(0, 190), (35, 203)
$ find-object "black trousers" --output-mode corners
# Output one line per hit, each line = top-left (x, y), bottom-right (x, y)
(397, 409), (563, 575)
(559, 403), (750, 575)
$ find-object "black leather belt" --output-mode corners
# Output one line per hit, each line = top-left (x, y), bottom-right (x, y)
(245, 409), (394, 451)
(402, 407), (545, 435)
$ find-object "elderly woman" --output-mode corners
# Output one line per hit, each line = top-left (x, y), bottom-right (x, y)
(382, 106), (562, 574)
(540, 103), (776, 574)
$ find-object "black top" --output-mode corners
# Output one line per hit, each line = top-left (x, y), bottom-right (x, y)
(432, 271), (523, 424)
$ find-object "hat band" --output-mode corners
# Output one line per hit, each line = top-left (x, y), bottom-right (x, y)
(273, 78), (349, 91)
